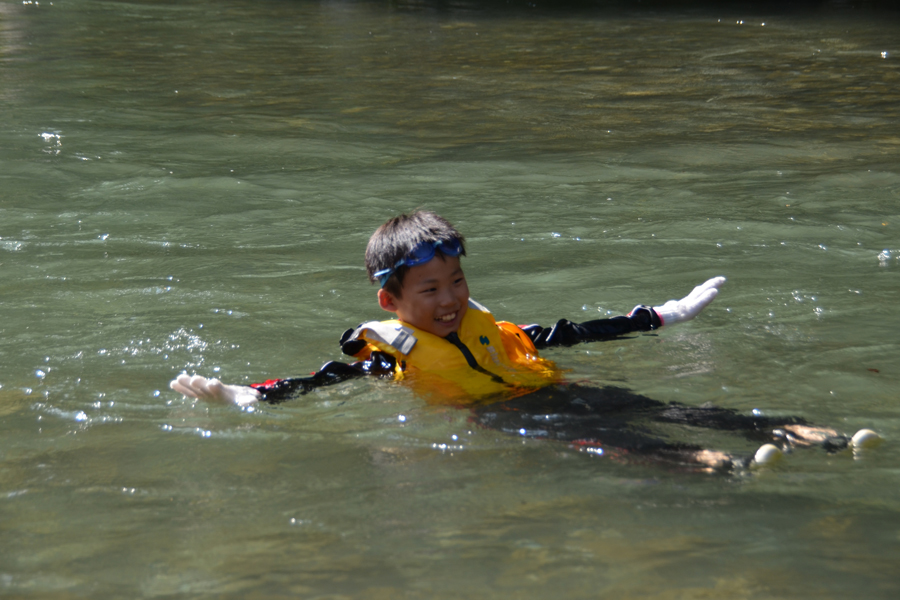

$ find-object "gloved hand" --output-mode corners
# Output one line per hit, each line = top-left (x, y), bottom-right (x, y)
(170, 373), (261, 407)
(652, 276), (726, 326)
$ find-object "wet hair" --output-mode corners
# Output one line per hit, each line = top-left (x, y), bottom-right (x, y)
(365, 211), (466, 298)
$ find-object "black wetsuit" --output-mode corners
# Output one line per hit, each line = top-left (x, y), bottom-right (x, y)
(249, 307), (841, 469)
(250, 306), (662, 402)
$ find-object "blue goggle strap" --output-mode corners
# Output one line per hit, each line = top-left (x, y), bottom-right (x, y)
(373, 239), (461, 288)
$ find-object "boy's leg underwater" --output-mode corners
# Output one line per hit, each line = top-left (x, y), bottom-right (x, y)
(469, 384), (764, 472)
(469, 383), (881, 472)
(649, 399), (882, 459)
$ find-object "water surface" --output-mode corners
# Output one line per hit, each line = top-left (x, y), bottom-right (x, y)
(1, 0), (899, 597)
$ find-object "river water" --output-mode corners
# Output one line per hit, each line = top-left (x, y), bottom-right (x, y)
(1, 0), (899, 597)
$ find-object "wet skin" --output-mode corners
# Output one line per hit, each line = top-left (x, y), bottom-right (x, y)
(377, 255), (469, 338)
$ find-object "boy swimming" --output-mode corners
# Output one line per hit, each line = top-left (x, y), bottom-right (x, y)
(170, 211), (880, 471)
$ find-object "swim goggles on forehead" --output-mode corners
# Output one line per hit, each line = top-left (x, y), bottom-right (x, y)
(373, 237), (464, 287)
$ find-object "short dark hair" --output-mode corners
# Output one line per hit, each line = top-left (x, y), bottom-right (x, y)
(365, 211), (466, 298)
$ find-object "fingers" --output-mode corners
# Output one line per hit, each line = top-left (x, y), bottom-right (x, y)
(170, 378), (197, 398)
(190, 375), (216, 398)
(691, 287), (719, 312)
(169, 373), (216, 399)
(687, 276), (726, 301)
(170, 373), (259, 405)
(679, 277), (725, 319)
(190, 374), (210, 394)
(654, 276), (726, 326)
(205, 378), (235, 403)
(170, 373), (202, 398)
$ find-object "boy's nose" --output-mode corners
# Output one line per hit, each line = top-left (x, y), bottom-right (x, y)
(437, 289), (458, 307)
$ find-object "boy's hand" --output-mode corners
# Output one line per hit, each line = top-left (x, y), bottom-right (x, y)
(653, 276), (725, 326)
(170, 374), (261, 407)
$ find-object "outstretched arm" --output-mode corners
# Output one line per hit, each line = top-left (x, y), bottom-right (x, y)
(523, 276), (725, 349)
(170, 351), (398, 406)
(170, 374), (262, 407)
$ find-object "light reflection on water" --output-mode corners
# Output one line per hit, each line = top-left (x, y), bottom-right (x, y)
(1, 0), (899, 597)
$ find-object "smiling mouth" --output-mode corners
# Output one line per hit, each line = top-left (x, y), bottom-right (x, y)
(435, 311), (457, 323)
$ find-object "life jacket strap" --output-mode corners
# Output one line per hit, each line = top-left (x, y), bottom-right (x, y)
(444, 332), (507, 385)
(349, 322), (418, 355)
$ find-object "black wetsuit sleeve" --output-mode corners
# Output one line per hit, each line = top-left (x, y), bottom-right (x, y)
(520, 306), (662, 349)
(250, 351), (397, 405)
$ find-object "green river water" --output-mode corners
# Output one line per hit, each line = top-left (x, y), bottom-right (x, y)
(1, 0), (899, 597)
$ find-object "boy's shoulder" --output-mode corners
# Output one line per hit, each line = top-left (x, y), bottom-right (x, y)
(340, 298), (500, 359)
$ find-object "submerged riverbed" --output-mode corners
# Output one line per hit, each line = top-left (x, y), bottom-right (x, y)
(1, 0), (899, 597)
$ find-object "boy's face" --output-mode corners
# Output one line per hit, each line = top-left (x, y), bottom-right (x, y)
(377, 255), (469, 338)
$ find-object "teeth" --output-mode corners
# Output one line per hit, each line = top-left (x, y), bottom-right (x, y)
(436, 312), (456, 322)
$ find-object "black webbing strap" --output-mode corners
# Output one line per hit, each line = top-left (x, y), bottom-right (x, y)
(444, 332), (507, 385)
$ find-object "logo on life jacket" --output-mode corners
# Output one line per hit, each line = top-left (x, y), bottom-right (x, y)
(479, 334), (502, 365)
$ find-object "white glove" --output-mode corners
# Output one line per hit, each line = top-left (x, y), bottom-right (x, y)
(651, 276), (726, 326)
(170, 373), (261, 407)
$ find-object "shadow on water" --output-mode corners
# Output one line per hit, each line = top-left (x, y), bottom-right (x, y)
(470, 382), (817, 472)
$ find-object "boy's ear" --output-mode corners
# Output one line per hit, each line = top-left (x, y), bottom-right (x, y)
(377, 288), (398, 313)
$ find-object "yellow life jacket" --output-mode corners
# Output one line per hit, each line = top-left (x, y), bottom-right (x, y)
(345, 299), (562, 404)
